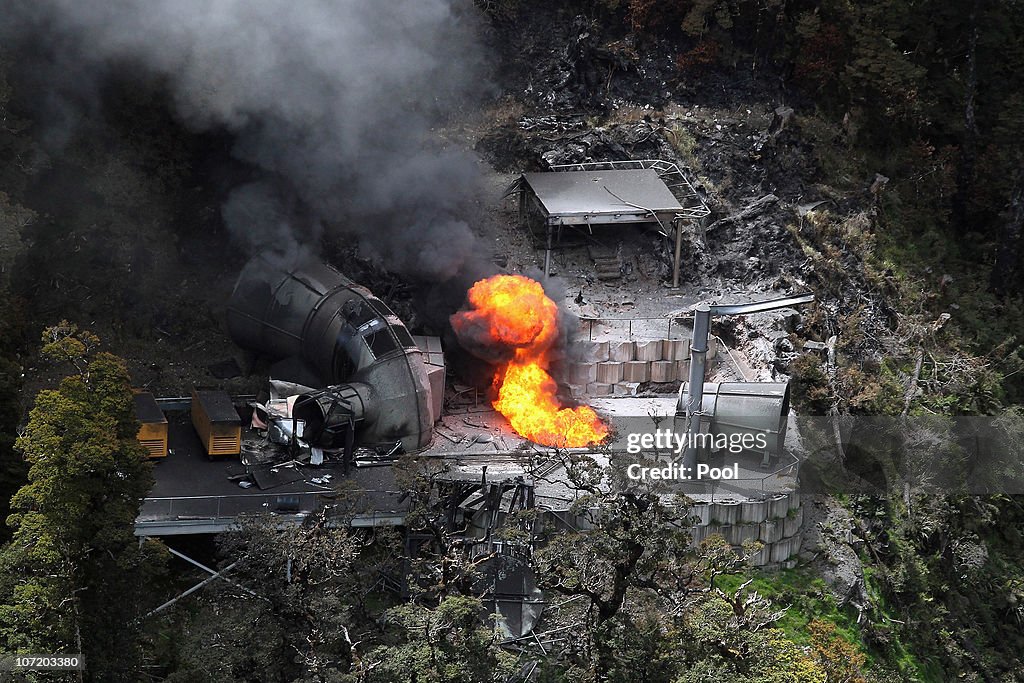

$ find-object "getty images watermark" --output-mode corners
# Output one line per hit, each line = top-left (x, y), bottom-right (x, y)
(623, 428), (768, 481)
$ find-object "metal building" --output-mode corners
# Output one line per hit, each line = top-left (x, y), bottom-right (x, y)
(506, 159), (710, 286)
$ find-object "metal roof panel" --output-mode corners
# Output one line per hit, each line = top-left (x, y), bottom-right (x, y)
(522, 169), (684, 216)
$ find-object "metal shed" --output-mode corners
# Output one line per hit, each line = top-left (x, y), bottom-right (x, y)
(507, 159), (710, 286)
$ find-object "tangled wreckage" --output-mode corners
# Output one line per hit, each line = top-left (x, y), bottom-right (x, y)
(226, 254), (439, 457)
(136, 167), (812, 639)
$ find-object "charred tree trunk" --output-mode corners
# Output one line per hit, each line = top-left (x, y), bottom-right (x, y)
(991, 174), (1024, 294)
(952, 1), (980, 232)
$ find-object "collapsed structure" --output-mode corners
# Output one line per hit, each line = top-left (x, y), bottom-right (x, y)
(226, 255), (437, 455)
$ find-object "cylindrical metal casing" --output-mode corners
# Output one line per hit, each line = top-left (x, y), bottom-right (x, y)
(227, 255), (433, 451)
(677, 381), (791, 454)
(292, 383), (369, 449)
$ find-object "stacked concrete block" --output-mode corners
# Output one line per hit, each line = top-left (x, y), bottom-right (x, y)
(725, 524), (761, 546)
(608, 340), (635, 362)
(665, 339), (690, 360)
(613, 382), (640, 396)
(770, 537), (798, 563)
(768, 493), (790, 519)
(622, 361), (650, 383)
(596, 362), (623, 384)
(675, 361), (690, 380)
(711, 500), (741, 525)
(677, 492), (804, 568)
(566, 319), (727, 397)
(783, 506), (804, 537)
(634, 339), (662, 361)
(579, 340), (609, 363)
(570, 347), (695, 395)
(759, 520), (783, 544)
(650, 361), (675, 383)
(740, 499), (768, 524)
(570, 363), (598, 385)
(689, 524), (710, 544)
(748, 544), (769, 566)
(586, 382), (613, 396)
(689, 504), (712, 526)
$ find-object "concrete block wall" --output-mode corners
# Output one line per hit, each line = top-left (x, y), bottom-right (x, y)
(539, 491), (803, 568)
(692, 492), (803, 567)
(568, 336), (717, 398)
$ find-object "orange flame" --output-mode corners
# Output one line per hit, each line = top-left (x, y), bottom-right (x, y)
(453, 274), (608, 447)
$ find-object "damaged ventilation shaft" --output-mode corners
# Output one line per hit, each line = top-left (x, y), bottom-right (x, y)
(227, 255), (433, 453)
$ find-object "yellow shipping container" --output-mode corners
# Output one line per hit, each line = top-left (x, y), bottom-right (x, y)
(133, 391), (168, 459)
(191, 389), (241, 457)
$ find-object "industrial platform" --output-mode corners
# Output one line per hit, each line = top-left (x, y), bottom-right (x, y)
(137, 398), (799, 540)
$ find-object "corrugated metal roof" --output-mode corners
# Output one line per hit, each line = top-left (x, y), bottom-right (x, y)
(522, 168), (684, 217)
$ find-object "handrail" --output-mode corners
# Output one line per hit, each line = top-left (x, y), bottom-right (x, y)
(137, 489), (408, 524)
(576, 315), (686, 342)
(141, 489), (403, 501)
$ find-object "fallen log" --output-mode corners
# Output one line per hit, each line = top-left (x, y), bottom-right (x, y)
(705, 194), (779, 232)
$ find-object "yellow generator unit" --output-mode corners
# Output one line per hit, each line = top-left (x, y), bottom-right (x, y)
(133, 391), (168, 459)
(191, 389), (241, 457)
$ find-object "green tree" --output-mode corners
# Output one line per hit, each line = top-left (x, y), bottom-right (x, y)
(159, 513), (368, 683)
(365, 595), (518, 683)
(0, 322), (161, 682)
(528, 452), (764, 682)
(0, 289), (31, 543)
(675, 595), (826, 683)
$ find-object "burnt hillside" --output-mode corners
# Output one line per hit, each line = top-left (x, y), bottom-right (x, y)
(0, 1), (1022, 681)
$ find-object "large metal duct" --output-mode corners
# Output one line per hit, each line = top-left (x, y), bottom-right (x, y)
(227, 255), (433, 451)
(676, 381), (791, 455)
(679, 293), (812, 470)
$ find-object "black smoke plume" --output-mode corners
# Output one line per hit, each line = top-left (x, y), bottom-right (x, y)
(2, 0), (490, 280)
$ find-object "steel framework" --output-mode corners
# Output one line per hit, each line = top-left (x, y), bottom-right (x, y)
(508, 159), (710, 287)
